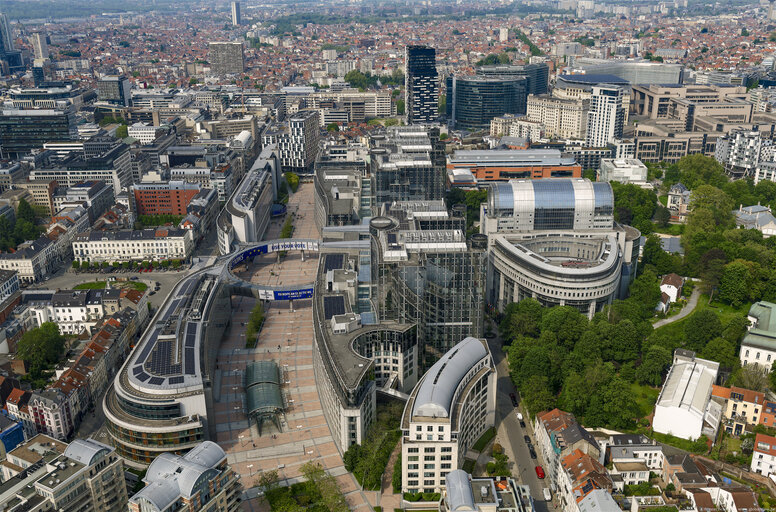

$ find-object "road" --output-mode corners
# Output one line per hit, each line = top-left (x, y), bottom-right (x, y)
(653, 287), (700, 328)
(487, 334), (554, 512)
(28, 264), (191, 309)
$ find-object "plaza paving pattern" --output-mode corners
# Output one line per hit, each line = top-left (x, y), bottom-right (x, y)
(214, 183), (375, 511)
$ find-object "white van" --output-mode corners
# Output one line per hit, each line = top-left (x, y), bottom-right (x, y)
(543, 488), (552, 501)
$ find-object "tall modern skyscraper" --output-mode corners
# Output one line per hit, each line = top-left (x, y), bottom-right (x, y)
(231, 1), (241, 26)
(445, 74), (528, 131)
(208, 41), (245, 75)
(0, 13), (13, 56)
(586, 85), (624, 148)
(31, 33), (48, 60)
(405, 45), (439, 124)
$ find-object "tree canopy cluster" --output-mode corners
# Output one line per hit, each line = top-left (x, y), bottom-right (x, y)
(475, 53), (512, 66)
(0, 199), (43, 252)
(502, 269), (749, 427)
(16, 322), (66, 379)
(343, 69), (404, 91)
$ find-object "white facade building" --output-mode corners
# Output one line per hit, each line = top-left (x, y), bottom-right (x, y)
(72, 228), (194, 264)
(752, 433), (776, 477)
(599, 158), (648, 184)
(653, 350), (721, 441)
(586, 86), (625, 148)
(400, 337), (496, 495)
(739, 301), (776, 370)
(526, 95), (588, 139)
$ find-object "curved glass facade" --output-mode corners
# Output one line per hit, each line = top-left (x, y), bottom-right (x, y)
(446, 76), (528, 131)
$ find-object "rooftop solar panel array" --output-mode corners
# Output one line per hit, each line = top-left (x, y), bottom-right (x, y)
(323, 295), (345, 320)
(184, 348), (196, 375)
(185, 323), (196, 348)
(168, 376), (184, 385)
(149, 377), (165, 386)
(137, 371), (150, 382)
(323, 254), (344, 273)
(147, 340), (182, 376)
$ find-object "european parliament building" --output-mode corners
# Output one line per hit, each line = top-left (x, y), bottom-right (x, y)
(481, 178), (641, 319)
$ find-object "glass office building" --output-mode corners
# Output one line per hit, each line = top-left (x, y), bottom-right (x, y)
(477, 63), (549, 95)
(370, 126), (446, 205)
(0, 109), (76, 158)
(445, 75), (528, 131)
(405, 45), (439, 124)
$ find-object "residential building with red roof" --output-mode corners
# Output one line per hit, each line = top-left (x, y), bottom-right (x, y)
(711, 385), (765, 436)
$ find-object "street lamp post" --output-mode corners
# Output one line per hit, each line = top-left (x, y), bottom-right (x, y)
(247, 464), (254, 476)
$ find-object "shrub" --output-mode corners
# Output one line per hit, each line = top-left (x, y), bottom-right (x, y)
(492, 443), (503, 456)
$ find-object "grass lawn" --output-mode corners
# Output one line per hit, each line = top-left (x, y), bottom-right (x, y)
(658, 195), (668, 206)
(630, 382), (659, 419)
(653, 295), (749, 340)
(471, 427), (496, 452)
(74, 281), (107, 290)
(73, 280), (148, 292)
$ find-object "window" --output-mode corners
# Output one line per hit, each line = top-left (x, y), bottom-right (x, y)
(408, 448), (419, 453)
(424, 456), (435, 461)
(424, 447), (435, 453)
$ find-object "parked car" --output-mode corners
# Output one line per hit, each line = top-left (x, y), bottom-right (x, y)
(509, 393), (518, 407)
(524, 435), (531, 443)
(543, 488), (552, 501)
(519, 420), (526, 428)
(516, 412), (524, 422)
(529, 446), (537, 459)
(149, 291), (156, 296)
(535, 466), (545, 479)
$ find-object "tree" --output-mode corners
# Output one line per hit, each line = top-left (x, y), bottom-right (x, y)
(15, 322), (65, 374)
(584, 377), (639, 429)
(521, 375), (556, 416)
(731, 364), (769, 392)
(17, 198), (35, 224)
(700, 337), (738, 369)
(637, 345), (672, 386)
(396, 99), (405, 116)
(326, 122), (339, 132)
(116, 124), (129, 138)
(690, 185), (735, 229)
(627, 270), (662, 319)
(343, 443), (361, 472)
(541, 306), (587, 350)
(500, 298), (542, 341)
(718, 259), (755, 307)
(284, 172), (300, 193)
(684, 309), (722, 351)
(675, 154), (728, 190)
(606, 320), (641, 363)
(257, 469), (280, 493)
(654, 205), (671, 228)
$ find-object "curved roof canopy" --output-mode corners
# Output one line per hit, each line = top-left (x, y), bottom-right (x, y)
(412, 337), (488, 418)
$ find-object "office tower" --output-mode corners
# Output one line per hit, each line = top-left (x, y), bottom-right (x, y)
(0, 13), (13, 55)
(526, 95), (589, 139)
(586, 85), (624, 148)
(231, 1), (241, 26)
(370, 125), (446, 203)
(208, 41), (245, 75)
(31, 32), (48, 60)
(405, 45), (439, 124)
(0, 108), (77, 158)
(97, 75), (131, 106)
(715, 130), (769, 179)
(264, 110), (320, 173)
(477, 63), (549, 95)
(499, 27), (509, 42)
(570, 57), (684, 85)
(445, 74), (528, 131)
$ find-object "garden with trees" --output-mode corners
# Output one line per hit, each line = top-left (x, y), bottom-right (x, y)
(16, 322), (66, 389)
(0, 199), (43, 251)
(500, 154), (776, 453)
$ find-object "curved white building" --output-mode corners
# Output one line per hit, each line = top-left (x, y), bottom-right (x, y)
(400, 337), (496, 495)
